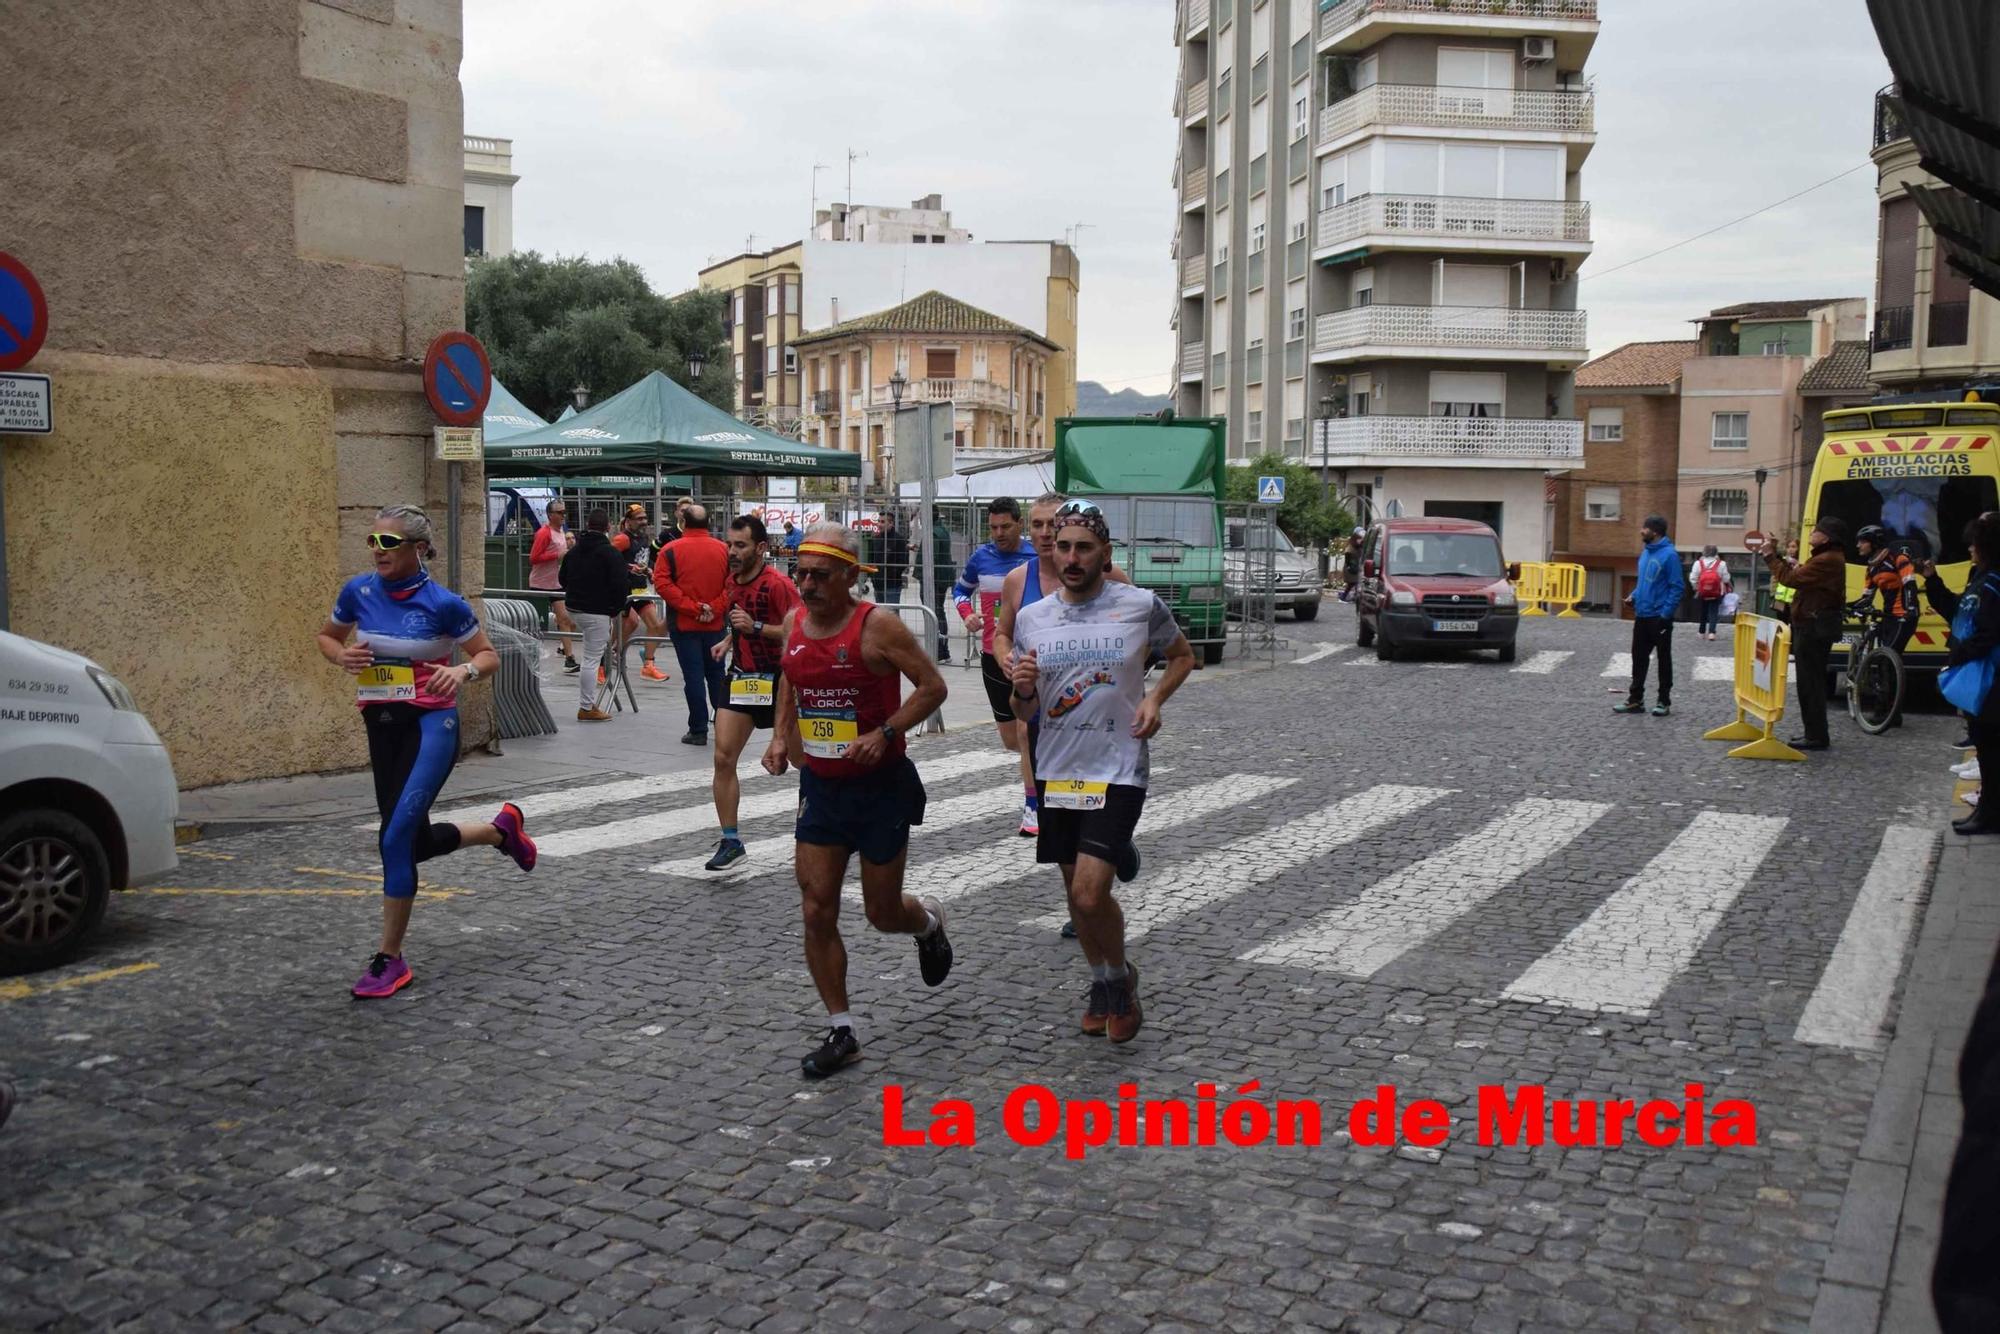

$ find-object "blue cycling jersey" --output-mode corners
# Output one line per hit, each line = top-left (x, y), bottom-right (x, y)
(952, 542), (1035, 653)
(331, 570), (480, 709)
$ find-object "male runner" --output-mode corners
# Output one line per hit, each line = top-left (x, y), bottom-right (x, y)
(611, 503), (671, 683)
(950, 497), (1037, 834)
(764, 523), (954, 1077)
(702, 513), (799, 870)
(1010, 501), (1193, 1042)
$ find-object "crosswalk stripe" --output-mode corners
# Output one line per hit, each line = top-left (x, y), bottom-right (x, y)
(419, 770), (715, 829)
(1026, 783), (1454, 939)
(1345, 655), (1386, 667)
(1601, 652), (1629, 678)
(1793, 825), (1941, 1050)
(871, 774), (1300, 907)
(1602, 652), (1785, 682)
(1513, 650), (1572, 674)
(1292, 644), (1350, 665)
(534, 749), (1014, 857)
(1243, 798), (1612, 976)
(1501, 811), (1789, 1013)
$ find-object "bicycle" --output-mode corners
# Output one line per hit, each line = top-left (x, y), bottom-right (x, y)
(1843, 598), (1907, 735)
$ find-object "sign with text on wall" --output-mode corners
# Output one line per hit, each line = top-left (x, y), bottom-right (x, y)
(0, 373), (52, 435)
(434, 426), (482, 461)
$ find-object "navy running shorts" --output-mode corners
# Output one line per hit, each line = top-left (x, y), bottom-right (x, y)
(796, 756), (928, 866)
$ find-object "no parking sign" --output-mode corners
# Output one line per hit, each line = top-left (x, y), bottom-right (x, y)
(423, 331), (493, 427)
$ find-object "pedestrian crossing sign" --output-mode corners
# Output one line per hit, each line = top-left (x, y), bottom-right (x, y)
(1257, 475), (1285, 504)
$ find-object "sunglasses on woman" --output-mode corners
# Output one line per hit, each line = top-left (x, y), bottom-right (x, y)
(366, 532), (412, 551)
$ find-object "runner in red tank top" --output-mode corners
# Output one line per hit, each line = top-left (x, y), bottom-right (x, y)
(762, 523), (954, 1077)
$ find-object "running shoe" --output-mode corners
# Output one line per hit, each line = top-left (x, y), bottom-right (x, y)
(1061, 919), (1078, 939)
(1951, 760), (1981, 780)
(641, 662), (670, 683)
(1114, 842), (1141, 884)
(1106, 961), (1142, 1043)
(704, 838), (747, 871)
(1651, 702), (1671, 717)
(492, 802), (537, 872)
(352, 952), (412, 999)
(1951, 734), (1974, 749)
(563, 656), (581, 675)
(1611, 701), (1646, 715)
(915, 897), (954, 986)
(1019, 797), (1039, 838)
(800, 1025), (861, 1078)
(1081, 978), (1110, 1037)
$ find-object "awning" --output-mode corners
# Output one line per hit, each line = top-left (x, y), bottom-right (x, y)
(482, 379), (549, 440)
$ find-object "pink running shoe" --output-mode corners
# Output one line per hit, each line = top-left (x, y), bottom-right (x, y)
(493, 802), (536, 872)
(352, 952), (413, 998)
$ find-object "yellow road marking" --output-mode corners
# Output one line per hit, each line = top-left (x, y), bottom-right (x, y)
(0, 961), (160, 1002)
(179, 849), (235, 861)
(133, 886), (473, 900)
(295, 867), (449, 890)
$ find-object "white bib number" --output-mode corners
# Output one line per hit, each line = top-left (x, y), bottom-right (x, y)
(1043, 779), (1110, 811)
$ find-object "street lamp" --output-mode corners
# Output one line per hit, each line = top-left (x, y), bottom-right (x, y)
(570, 383), (591, 411)
(686, 348), (707, 382)
(889, 369), (908, 410)
(1317, 392), (1338, 579)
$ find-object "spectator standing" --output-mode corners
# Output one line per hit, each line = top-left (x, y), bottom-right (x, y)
(528, 500), (580, 672)
(1930, 513), (2000, 834)
(1614, 515), (1681, 718)
(558, 509), (630, 721)
(882, 517), (909, 606)
(1760, 517), (1849, 752)
(931, 513), (955, 660)
(1689, 544), (1732, 641)
(656, 503), (731, 744)
(1342, 530), (1364, 602)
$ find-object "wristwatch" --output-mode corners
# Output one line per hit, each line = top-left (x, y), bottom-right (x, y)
(464, 662), (482, 683)
(753, 619), (766, 636)
(880, 723), (900, 744)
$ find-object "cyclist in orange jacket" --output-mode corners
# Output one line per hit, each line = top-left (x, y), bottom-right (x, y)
(1856, 523), (1920, 729)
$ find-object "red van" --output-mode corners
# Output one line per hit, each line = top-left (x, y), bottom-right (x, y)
(1354, 517), (1520, 662)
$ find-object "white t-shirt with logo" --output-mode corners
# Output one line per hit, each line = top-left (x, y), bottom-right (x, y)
(1013, 581), (1182, 791)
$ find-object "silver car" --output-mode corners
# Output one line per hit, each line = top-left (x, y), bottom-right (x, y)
(1225, 519), (1323, 622)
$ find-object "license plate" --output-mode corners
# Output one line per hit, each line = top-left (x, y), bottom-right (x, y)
(1044, 779), (1110, 811)
(1430, 619), (1478, 633)
(355, 664), (416, 702)
(730, 673), (775, 707)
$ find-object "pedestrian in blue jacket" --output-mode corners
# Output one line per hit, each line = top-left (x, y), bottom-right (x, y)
(1615, 514), (1681, 717)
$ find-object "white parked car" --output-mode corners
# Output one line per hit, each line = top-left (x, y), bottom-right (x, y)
(0, 630), (178, 973)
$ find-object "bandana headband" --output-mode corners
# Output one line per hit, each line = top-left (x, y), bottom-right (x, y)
(1055, 511), (1112, 545)
(796, 541), (859, 566)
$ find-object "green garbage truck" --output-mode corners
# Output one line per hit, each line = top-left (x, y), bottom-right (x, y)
(1052, 415), (1229, 665)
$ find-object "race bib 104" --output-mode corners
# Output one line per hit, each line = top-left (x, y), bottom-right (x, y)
(356, 663), (417, 703)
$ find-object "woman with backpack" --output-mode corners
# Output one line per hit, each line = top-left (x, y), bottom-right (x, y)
(1689, 544), (1732, 640)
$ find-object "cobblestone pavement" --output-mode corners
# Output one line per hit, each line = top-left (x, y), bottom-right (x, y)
(0, 610), (1974, 1332)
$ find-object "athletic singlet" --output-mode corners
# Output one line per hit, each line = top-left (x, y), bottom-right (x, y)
(952, 542), (1034, 653)
(331, 570), (480, 710)
(1023, 558), (1047, 609)
(784, 602), (904, 779)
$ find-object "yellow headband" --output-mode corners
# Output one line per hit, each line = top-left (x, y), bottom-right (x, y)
(796, 541), (859, 566)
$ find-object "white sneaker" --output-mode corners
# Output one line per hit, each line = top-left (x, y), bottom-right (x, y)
(1964, 788), (1982, 807)
(1951, 760), (1981, 780)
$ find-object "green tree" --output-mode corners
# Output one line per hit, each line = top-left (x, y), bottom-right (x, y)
(465, 252), (732, 420)
(1223, 452), (1354, 548)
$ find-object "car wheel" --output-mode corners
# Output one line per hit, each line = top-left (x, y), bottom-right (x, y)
(1496, 641), (1517, 664)
(1293, 603), (1320, 623)
(1357, 614), (1375, 647)
(0, 809), (112, 976)
(1376, 634), (1398, 662)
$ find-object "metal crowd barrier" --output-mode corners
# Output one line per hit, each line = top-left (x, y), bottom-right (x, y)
(482, 599), (559, 739)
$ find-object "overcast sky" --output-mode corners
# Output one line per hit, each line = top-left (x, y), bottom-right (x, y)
(464, 0), (1891, 394)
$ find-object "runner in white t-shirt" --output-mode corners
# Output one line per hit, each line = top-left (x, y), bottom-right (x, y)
(1008, 500), (1194, 1043)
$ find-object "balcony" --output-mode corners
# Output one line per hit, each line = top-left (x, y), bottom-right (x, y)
(1183, 79), (1210, 123)
(1182, 253), (1207, 290)
(1316, 194), (1592, 255)
(1312, 304), (1587, 362)
(1182, 165), (1208, 209)
(1180, 343), (1206, 381)
(807, 389), (839, 417)
(1183, 0), (1209, 38)
(1307, 415), (1584, 468)
(1873, 305), (1913, 353)
(1873, 84), (1907, 151)
(868, 378), (1017, 412)
(1318, 84), (1596, 154)
(1319, 0), (1599, 62)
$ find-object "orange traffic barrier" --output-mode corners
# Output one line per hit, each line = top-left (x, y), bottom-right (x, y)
(1702, 613), (1804, 761)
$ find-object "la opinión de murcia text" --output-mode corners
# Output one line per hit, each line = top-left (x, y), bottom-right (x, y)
(883, 1083), (1758, 1161)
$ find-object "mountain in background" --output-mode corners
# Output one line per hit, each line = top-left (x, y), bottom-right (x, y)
(1074, 380), (1171, 417)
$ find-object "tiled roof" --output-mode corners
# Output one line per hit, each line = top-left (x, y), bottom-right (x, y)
(793, 290), (1061, 350)
(1799, 339), (1874, 393)
(1702, 298), (1861, 321)
(1575, 340), (1697, 389)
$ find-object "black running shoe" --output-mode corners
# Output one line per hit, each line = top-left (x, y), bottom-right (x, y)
(563, 656), (581, 675)
(704, 838), (747, 871)
(800, 1026), (861, 1078)
(1114, 842), (1141, 884)
(1060, 919), (1078, 940)
(915, 897), (953, 986)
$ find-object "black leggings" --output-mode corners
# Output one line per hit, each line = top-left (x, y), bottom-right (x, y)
(365, 704), (463, 898)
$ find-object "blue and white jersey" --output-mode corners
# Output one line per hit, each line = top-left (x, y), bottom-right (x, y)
(330, 571), (480, 709)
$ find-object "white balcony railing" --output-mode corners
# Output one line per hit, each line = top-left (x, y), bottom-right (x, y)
(1313, 304), (1586, 356)
(1320, 0), (1597, 44)
(463, 134), (510, 155)
(1182, 254), (1207, 288)
(1309, 415), (1583, 463)
(1182, 165), (1208, 203)
(1183, 80), (1210, 121)
(1180, 343), (1206, 379)
(1316, 194), (1591, 250)
(1319, 83), (1595, 145)
(868, 378), (1017, 412)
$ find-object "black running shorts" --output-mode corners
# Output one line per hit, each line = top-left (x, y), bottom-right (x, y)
(1035, 782), (1146, 867)
(717, 669), (780, 731)
(979, 652), (1017, 723)
(796, 757), (928, 866)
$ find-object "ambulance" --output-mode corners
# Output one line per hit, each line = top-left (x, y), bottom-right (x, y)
(1796, 395), (2000, 672)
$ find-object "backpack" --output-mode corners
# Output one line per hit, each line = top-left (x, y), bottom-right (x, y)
(1695, 560), (1724, 600)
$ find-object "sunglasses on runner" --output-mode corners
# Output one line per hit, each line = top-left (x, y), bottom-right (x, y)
(366, 532), (411, 551)
(1054, 500), (1102, 517)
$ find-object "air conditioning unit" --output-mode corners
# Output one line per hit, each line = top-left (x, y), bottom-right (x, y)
(1523, 36), (1555, 63)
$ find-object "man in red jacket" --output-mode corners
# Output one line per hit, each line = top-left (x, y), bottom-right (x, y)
(655, 503), (731, 744)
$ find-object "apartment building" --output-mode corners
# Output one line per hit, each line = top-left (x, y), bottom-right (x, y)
(699, 195), (1079, 436)
(1870, 87), (2000, 393)
(462, 134), (518, 258)
(791, 291), (1059, 479)
(1170, 0), (1597, 561)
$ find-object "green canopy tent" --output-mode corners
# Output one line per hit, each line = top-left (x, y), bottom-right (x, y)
(484, 370), (859, 480)
(483, 379), (549, 440)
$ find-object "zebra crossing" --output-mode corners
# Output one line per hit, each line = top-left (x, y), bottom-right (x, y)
(462, 741), (1938, 1051)
(1296, 642), (1786, 684)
